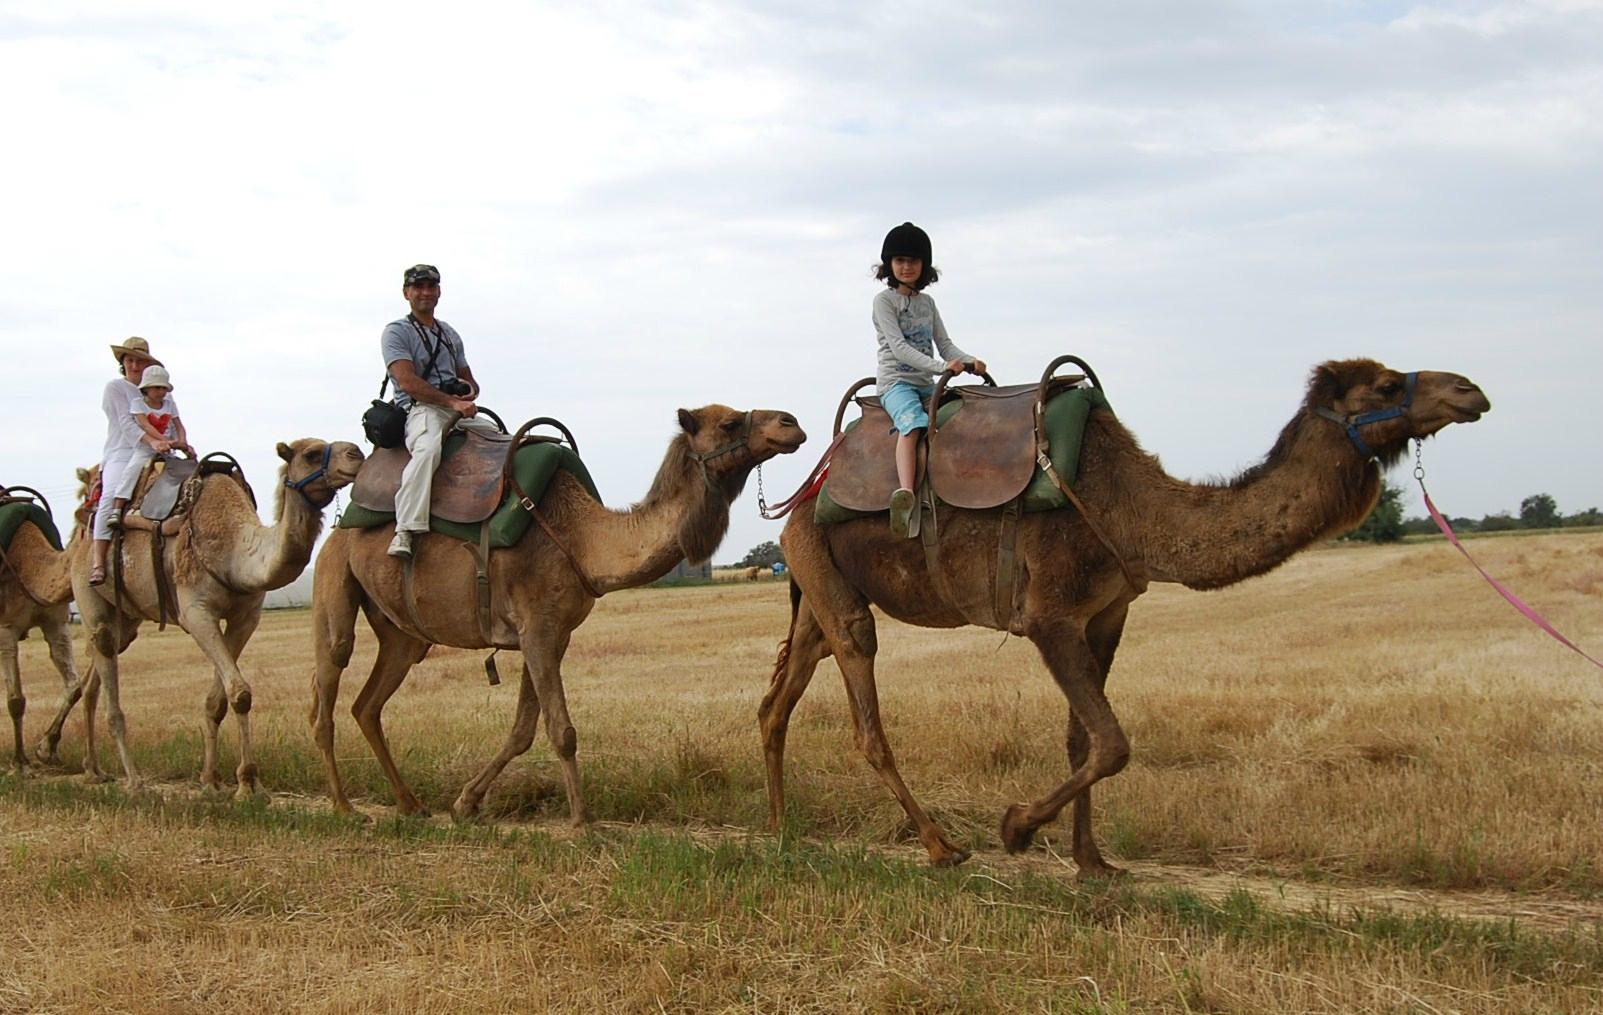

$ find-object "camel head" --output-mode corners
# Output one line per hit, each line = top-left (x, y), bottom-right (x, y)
(674, 404), (808, 487)
(276, 438), (365, 509)
(74, 464), (100, 535)
(1307, 359), (1490, 464)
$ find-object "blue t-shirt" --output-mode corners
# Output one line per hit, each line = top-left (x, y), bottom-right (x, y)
(380, 316), (470, 409)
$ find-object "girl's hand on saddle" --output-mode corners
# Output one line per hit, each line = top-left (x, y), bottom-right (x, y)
(945, 359), (967, 374)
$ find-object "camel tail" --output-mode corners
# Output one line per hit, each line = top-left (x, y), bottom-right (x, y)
(768, 577), (802, 688)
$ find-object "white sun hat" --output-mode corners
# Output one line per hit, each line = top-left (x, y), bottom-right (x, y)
(137, 365), (173, 391)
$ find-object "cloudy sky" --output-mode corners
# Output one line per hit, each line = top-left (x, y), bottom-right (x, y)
(3, 0), (1599, 567)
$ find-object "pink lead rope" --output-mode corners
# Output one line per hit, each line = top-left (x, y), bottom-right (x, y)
(1413, 442), (1603, 670)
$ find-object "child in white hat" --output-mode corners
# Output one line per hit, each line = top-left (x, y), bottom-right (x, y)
(108, 364), (192, 522)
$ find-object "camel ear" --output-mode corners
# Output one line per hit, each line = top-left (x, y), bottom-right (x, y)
(77, 467), (90, 482)
(1308, 364), (1345, 408)
(677, 408), (700, 436)
(276, 442), (294, 462)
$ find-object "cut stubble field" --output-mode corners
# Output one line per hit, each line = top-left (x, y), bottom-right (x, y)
(3, 531), (1602, 1012)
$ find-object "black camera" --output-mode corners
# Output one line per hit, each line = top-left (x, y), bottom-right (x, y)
(437, 378), (472, 398)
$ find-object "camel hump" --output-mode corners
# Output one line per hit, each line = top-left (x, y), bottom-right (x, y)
(819, 378), (1111, 522)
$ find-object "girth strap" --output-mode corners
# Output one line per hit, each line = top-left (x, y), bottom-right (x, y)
(994, 497), (1022, 631)
(400, 555), (442, 643)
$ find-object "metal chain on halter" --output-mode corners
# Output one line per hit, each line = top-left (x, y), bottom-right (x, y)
(1413, 438), (1426, 484)
(756, 462), (769, 517)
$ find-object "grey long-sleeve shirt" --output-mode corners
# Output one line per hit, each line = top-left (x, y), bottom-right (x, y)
(873, 288), (970, 392)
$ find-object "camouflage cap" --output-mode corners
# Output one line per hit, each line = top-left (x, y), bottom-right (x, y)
(403, 264), (441, 286)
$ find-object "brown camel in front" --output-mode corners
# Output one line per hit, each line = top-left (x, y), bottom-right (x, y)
(71, 439), (363, 795)
(309, 404), (805, 823)
(0, 513), (82, 770)
(761, 359), (1490, 871)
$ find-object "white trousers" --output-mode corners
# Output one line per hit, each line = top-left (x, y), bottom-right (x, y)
(394, 403), (501, 534)
(92, 444), (160, 540)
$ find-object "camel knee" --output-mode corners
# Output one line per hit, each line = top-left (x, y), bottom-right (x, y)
(230, 686), (253, 715)
(8, 696), (23, 721)
(89, 626), (118, 657)
(326, 633), (355, 669)
(1091, 731), (1130, 778)
(551, 724), (577, 760)
(844, 615), (877, 656)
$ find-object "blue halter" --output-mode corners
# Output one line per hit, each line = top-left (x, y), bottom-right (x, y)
(284, 442), (333, 506)
(1314, 371), (1418, 460)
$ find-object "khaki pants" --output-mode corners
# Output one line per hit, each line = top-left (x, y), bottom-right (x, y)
(395, 404), (501, 534)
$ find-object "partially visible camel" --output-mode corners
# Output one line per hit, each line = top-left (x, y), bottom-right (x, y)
(761, 360), (1489, 870)
(310, 405), (805, 823)
(0, 503), (81, 770)
(745, 566), (762, 582)
(72, 439), (363, 795)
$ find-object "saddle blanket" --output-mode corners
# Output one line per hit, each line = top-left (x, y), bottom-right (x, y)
(337, 440), (600, 549)
(0, 501), (63, 553)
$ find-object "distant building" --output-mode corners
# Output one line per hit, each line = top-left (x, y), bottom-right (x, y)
(660, 558), (712, 582)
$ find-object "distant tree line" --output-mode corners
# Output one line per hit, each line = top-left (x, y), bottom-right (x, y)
(1344, 484), (1603, 544)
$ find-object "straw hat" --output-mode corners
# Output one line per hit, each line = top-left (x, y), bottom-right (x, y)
(110, 336), (162, 366)
(137, 365), (173, 391)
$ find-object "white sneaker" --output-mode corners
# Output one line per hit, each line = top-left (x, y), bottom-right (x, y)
(387, 530), (413, 559)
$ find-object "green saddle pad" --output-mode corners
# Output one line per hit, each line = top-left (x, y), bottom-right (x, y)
(0, 501), (63, 553)
(815, 386), (1112, 526)
(336, 441), (600, 548)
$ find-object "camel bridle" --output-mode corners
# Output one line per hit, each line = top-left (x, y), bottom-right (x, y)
(1313, 371), (1417, 461)
(284, 443), (336, 508)
(687, 410), (753, 492)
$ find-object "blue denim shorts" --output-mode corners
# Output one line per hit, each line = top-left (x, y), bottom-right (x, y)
(880, 382), (934, 435)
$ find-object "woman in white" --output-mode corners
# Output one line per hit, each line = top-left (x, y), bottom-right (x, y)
(88, 337), (161, 586)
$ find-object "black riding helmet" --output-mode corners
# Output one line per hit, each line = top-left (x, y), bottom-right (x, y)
(881, 222), (931, 265)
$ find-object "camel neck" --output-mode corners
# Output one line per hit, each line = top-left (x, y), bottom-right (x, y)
(1101, 410), (1380, 590)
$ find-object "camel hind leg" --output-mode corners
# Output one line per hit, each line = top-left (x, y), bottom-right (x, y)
(517, 625), (587, 826)
(351, 604), (432, 816)
(800, 569), (970, 867)
(757, 585), (831, 832)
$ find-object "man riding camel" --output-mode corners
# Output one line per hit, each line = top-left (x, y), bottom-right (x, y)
(381, 264), (498, 559)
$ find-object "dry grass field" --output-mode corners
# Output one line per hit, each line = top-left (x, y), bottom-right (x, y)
(3, 531), (1602, 1013)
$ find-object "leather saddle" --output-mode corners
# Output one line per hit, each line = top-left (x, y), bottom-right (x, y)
(351, 428), (515, 524)
(827, 368), (1088, 513)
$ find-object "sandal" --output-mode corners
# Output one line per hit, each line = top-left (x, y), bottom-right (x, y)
(88, 564), (106, 587)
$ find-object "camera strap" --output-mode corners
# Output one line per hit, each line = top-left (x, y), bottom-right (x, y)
(376, 316), (453, 399)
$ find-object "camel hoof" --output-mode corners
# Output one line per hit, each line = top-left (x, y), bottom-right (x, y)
(235, 785), (269, 804)
(999, 803), (1038, 854)
(450, 799), (482, 825)
(1075, 861), (1128, 883)
(33, 743), (63, 767)
(930, 846), (972, 868)
(9, 760), (30, 779)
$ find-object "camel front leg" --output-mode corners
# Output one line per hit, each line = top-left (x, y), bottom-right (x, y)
(1001, 620), (1130, 858)
(757, 596), (830, 832)
(179, 603), (259, 799)
(350, 609), (431, 816)
(521, 628), (587, 827)
(34, 612), (85, 766)
(310, 588), (362, 814)
(0, 628), (27, 773)
(1061, 601), (1132, 878)
(451, 662), (541, 823)
(83, 607), (140, 787)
